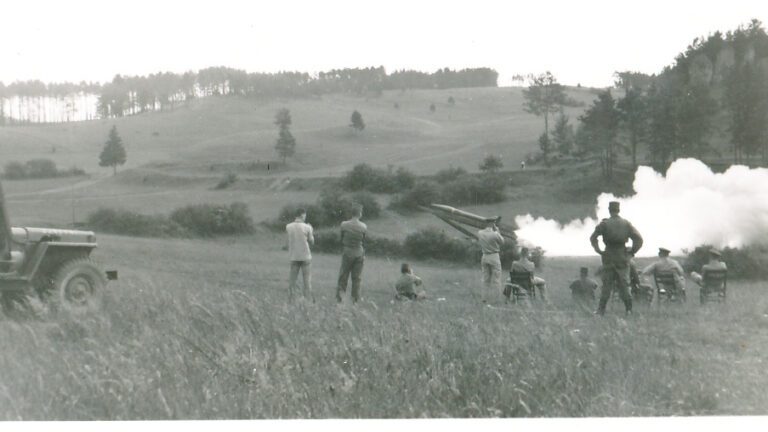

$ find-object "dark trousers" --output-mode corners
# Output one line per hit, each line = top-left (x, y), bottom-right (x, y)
(336, 254), (364, 302)
(598, 265), (632, 314)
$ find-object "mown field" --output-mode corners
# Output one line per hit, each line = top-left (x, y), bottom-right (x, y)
(1, 233), (767, 419)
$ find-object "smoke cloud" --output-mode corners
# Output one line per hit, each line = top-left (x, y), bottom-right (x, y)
(514, 158), (768, 257)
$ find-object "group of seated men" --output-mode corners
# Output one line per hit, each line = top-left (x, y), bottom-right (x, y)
(569, 247), (727, 305)
(394, 245), (726, 305)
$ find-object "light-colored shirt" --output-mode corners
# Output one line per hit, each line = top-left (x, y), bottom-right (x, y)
(511, 257), (535, 273)
(477, 227), (504, 255)
(341, 218), (367, 257)
(395, 273), (422, 296)
(642, 257), (685, 288)
(286, 220), (314, 261)
(702, 260), (727, 273)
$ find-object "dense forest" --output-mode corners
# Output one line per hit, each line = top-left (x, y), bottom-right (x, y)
(528, 19), (768, 174)
(0, 67), (498, 123)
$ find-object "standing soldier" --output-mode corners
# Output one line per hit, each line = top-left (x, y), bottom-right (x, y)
(589, 201), (643, 316)
(477, 218), (505, 304)
(336, 204), (367, 304)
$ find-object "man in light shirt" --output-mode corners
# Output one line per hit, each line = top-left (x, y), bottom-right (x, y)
(477, 218), (504, 303)
(286, 208), (314, 302)
(641, 247), (686, 295)
(510, 247), (547, 299)
(690, 249), (727, 286)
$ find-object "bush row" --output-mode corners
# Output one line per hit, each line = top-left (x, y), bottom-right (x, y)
(684, 244), (768, 279)
(3, 159), (86, 180)
(87, 203), (254, 238)
(389, 175), (507, 212)
(342, 164), (416, 193)
(311, 226), (533, 267)
(272, 190), (381, 230)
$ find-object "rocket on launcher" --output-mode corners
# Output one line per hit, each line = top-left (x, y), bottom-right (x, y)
(419, 204), (517, 240)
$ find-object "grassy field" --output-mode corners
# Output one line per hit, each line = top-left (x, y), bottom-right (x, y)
(2, 87), (767, 419)
(1, 233), (768, 419)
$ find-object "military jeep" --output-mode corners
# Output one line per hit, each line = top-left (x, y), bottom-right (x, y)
(0, 180), (115, 316)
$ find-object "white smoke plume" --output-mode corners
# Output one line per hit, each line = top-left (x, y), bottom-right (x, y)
(514, 158), (768, 257)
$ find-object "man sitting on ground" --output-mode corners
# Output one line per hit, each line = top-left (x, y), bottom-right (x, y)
(395, 263), (427, 301)
(510, 247), (547, 299)
(690, 249), (727, 286)
(569, 267), (597, 306)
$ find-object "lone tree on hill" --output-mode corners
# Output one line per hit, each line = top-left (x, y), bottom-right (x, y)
(350, 110), (365, 132)
(523, 72), (570, 139)
(479, 155), (503, 173)
(274, 108), (296, 163)
(99, 125), (127, 175)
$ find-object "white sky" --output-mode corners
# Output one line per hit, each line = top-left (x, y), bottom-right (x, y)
(2, 0), (767, 87)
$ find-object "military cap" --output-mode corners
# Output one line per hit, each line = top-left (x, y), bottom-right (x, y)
(658, 247), (671, 255)
(608, 201), (620, 211)
(710, 249), (722, 257)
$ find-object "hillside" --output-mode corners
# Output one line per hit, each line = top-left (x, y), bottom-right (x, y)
(0, 87), (598, 177)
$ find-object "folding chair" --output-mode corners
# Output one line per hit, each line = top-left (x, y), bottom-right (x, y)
(653, 271), (686, 304)
(700, 269), (727, 304)
(504, 270), (535, 303)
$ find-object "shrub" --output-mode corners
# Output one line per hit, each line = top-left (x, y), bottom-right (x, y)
(274, 203), (325, 228)
(170, 203), (254, 237)
(25, 159), (58, 178)
(434, 166), (467, 183)
(394, 167), (416, 190)
(312, 230), (403, 258)
(317, 189), (357, 225)
(86, 208), (187, 237)
(3, 160), (86, 179)
(403, 228), (471, 263)
(350, 191), (381, 219)
(684, 245), (768, 279)
(60, 166), (87, 177)
(442, 175), (506, 205)
(342, 163), (414, 193)
(3, 162), (27, 180)
(215, 172), (238, 190)
(389, 180), (442, 212)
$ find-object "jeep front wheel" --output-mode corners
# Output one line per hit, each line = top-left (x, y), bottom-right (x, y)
(50, 258), (107, 314)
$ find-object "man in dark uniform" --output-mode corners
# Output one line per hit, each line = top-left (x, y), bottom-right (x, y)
(589, 201), (643, 315)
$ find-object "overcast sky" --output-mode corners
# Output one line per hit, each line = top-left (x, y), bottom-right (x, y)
(2, 0), (767, 87)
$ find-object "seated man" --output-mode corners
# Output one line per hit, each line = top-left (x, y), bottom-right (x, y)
(569, 267), (597, 305)
(510, 247), (546, 299)
(628, 250), (653, 302)
(691, 249), (727, 286)
(395, 263), (427, 301)
(641, 247), (686, 295)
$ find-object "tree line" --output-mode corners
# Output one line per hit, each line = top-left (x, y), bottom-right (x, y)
(0, 67), (498, 124)
(525, 19), (768, 177)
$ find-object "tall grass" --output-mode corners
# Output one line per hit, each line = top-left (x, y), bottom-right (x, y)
(1, 236), (767, 419)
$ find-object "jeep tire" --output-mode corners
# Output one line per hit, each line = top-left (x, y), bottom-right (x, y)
(50, 257), (106, 314)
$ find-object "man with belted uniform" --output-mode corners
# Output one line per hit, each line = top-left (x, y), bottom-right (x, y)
(589, 201), (643, 316)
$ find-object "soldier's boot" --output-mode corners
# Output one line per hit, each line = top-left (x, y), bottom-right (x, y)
(595, 298), (608, 316)
(624, 298), (633, 315)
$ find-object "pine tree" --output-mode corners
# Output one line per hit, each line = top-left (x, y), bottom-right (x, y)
(274, 108), (296, 163)
(99, 125), (127, 175)
(350, 110), (365, 132)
